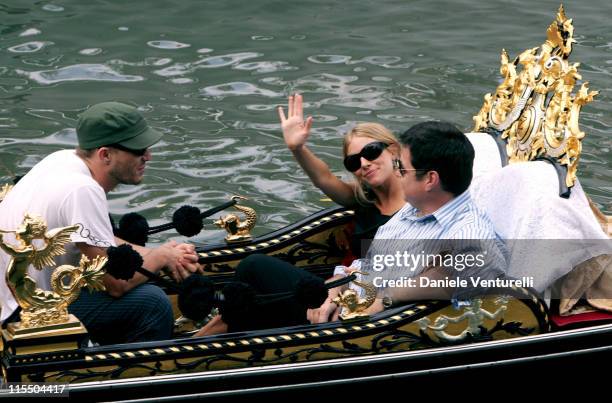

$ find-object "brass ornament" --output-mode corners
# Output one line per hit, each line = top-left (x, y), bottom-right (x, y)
(416, 297), (508, 342)
(473, 5), (598, 188)
(0, 183), (12, 203)
(333, 271), (377, 320)
(213, 195), (257, 243)
(0, 214), (106, 329)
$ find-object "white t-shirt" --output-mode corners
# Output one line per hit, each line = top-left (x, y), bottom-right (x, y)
(0, 150), (116, 322)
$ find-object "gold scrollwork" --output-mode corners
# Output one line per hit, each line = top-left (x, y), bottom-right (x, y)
(472, 5), (598, 188)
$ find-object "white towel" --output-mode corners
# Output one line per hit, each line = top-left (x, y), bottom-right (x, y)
(466, 132), (611, 292)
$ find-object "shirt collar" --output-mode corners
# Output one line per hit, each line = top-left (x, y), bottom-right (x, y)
(400, 190), (471, 226)
(399, 205), (433, 223)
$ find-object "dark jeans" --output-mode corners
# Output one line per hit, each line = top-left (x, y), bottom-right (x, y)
(230, 254), (322, 332)
(69, 283), (173, 345)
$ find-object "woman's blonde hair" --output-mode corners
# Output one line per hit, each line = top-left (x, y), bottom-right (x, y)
(342, 123), (400, 205)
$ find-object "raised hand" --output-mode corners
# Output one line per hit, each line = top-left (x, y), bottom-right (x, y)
(277, 94), (313, 151)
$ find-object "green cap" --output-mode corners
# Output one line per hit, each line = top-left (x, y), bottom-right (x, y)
(76, 102), (163, 150)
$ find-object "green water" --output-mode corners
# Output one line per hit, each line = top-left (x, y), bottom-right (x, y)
(1, 0), (610, 243)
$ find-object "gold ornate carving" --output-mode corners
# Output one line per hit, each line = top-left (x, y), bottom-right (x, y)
(333, 271), (377, 320)
(213, 196), (257, 243)
(417, 297), (507, 342)
(0, 214), (106, 329)
(472, 5), (598, 188)
(0, 184), (12, 203)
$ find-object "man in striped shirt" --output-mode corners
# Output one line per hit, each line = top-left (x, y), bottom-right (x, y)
(366, 121), (507, 311)
(309, 121), (507, 321)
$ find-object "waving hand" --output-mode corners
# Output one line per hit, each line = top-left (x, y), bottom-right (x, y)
(278, 94), (313, 151)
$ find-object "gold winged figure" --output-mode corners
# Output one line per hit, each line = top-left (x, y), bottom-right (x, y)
(0, 214), (106, 329)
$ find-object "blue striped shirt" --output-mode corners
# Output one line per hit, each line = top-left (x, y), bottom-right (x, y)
(375, 190), (502, 241)
(362, 191), (508, 296)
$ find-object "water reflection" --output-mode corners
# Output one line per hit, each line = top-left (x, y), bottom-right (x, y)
(7, 41), (53, 53)
(78, 48), (102, 56)
(0, 1), (610, 242)
(153, 52), (262, 77)
(200, 82), (282, 99)
(19, 28), (41, 37)
(41, 4), (64, 12)
(17, 64), (143, 84)
(147, 40), (191, 50)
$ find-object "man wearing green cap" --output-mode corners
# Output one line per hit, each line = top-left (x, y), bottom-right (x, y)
(0, 102), (200, 345)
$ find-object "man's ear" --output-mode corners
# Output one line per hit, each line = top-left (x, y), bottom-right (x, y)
(96, 147), (112, 164)
(424, 170), (440, 192)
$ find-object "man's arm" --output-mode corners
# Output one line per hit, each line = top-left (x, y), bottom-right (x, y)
(77, 240), (200, 298)
(363, 267), (454, 316)
(115, 237), (201, 281)
(388, 266), (454, 302)
(377, 239), (506, 312)
(76, 243), (144, 298)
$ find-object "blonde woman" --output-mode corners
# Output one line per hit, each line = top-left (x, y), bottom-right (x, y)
(196, 96), (410, 336)
(279, 94), (406, 215)
(279, 94), (407, 261)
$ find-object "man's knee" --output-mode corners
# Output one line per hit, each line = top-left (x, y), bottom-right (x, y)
(134, 283), (173, 320)
(125, 284), (173, 342)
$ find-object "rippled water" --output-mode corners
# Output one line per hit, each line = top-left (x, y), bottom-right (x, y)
(1, 0), (610, 244)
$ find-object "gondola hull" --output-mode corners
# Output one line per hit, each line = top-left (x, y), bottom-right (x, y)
(2, 207), (557, 400)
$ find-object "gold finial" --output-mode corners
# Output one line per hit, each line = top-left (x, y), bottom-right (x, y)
(544, 4), (575, 57)
(332, 271), (377, 320)
(213, 196), (257, 243)
(472, 5), (597, 189)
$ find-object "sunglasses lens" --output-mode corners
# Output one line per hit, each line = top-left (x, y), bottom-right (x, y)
(109, 144), (148, 156)
(361, 142), (385, 161)
(343, 155), (361, 172)
(343, 142), (388, 172)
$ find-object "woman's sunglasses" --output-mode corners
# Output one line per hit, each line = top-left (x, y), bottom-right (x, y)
(343, 141), (389, 172)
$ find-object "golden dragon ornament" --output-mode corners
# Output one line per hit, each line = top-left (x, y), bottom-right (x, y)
(213, 195), (257, 243)
(0, 214), (106, 329)
(333, 270), (377, 320)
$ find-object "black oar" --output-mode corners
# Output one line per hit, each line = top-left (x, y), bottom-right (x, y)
(115, 196), (242, 245)
(147, 198), (239, 235)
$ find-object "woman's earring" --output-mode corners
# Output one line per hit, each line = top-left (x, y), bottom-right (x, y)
(392, 159), (401, 170)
